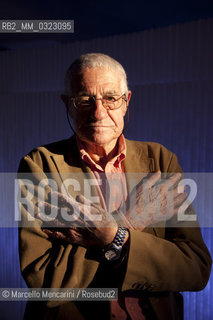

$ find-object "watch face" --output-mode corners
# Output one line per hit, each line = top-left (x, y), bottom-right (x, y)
(105, 249), (121, 261)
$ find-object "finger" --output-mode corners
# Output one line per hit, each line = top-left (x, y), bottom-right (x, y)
(174, 192), (188, 208)
(50, 191), (87, 222)
(159, 190), (188, 216)
(142, 171), (161, 188)
(163, 192), (189, 217)
(38, 201), (82, 227)
(76, 194), (92, 206)
(165, 172), (182, 189)
(77, 203), (99, 228)
(76, 194), (109, 227)
(37, 211), (65, 228)
(42, 229), (68, 241)
(133, 173), (161, 204)
(38, 201), (60, 215)
(53, 192), (108, 228)
(172, 184), (187, 199)
(51, 191), (79, 212)
(76, 194), (102, 212)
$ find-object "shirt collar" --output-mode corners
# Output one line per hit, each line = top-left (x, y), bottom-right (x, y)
(77, 134), (126, 172)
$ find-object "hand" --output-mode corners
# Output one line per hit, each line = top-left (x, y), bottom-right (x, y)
(118, 172), (187, 230)
(36, 191), (118, 247)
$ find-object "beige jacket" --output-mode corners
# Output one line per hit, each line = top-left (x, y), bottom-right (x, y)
(18, 136), (212, 320)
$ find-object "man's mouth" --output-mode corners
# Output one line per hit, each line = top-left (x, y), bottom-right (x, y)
(86, 124), (114, 128)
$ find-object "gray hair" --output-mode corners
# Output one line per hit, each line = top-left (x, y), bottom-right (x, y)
(64, 53), (128, 95)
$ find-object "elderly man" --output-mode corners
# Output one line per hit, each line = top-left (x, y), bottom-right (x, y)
(18, 53), (211, 320)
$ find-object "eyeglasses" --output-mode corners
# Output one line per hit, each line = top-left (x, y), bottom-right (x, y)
(70, 94), (127, 112)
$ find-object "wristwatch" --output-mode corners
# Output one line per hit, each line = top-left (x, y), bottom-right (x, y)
(104, 226), (128, 261)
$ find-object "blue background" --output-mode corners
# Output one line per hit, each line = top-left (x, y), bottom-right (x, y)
(0, 17), (212, 320)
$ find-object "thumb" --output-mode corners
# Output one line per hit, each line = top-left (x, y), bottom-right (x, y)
(76, 194), (92, 206)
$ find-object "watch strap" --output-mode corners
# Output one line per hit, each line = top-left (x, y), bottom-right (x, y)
(111, 226), (127, 247)
(103, 226), (128, 261)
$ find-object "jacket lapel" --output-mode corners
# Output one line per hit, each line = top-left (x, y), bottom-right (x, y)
(124, 139), (155, 194)
(123, 139), (163, 236)
(124, 139), (154, 172)
(50, 137), (100, 202)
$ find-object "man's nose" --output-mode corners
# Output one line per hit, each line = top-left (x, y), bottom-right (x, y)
(91, 99), (108, 120)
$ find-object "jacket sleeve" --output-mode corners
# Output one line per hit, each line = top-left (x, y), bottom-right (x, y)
(18, 148), (212, 299)
(18, 153), (101, 303)
(121, 152), (212, 293)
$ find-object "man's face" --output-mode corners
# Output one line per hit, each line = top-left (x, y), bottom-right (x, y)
(67, 67), (131, 148)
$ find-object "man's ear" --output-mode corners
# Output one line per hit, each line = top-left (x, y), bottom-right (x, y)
(126, 90), (131, 106)
(122, 90), (131, 116)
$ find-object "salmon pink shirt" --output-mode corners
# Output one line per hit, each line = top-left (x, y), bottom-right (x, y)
(77, 135), (146, 320)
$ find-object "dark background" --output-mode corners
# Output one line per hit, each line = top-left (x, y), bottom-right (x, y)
(1, 0), (213, 50)
(0, 1), (213, 319)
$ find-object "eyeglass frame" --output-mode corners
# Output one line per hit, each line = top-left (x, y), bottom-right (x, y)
(68, 93), (128, 111)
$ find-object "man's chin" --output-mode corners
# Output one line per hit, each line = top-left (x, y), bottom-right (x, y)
(78, 133), (116, 146)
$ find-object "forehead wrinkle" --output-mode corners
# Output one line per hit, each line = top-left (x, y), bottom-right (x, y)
(77, 68), (123, 96)
(104, 90), (121, 95)
(76, 90), (121, 97)
(80, 82), (122, 95)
